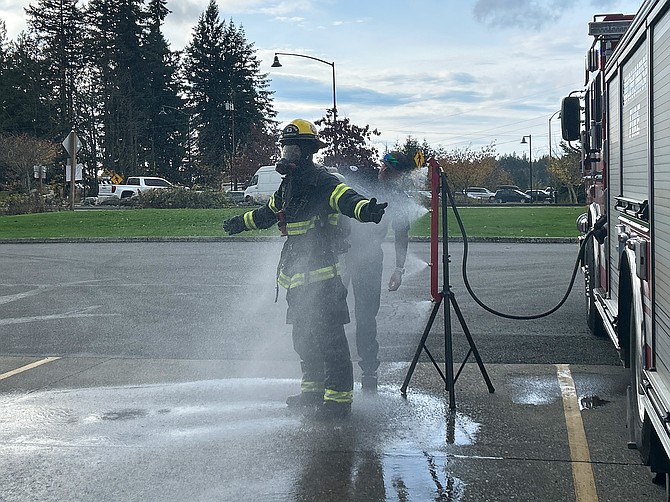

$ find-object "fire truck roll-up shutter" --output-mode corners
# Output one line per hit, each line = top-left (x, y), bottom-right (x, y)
(608, 71), (622, 304)
(653, 7), (670, 383)
(621, 39), (649, 204)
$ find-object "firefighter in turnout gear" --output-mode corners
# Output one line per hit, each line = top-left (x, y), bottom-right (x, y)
(222, 119), (387, 419)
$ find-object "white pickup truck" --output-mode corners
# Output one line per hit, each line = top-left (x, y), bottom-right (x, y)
(98, 176), (173, 199)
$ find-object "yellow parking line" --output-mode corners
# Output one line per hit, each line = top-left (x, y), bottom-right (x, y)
(0, 357), (61, 381)
(556, 363), (599, 502)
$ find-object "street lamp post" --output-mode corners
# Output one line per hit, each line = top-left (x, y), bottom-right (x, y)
(224, 99), (236, 190)
(271, 52), (338, 162)
(521, 134), (532, 202)
(548, 111), (561, 203)
(160, 105), (192, 170)
(548, 110), (561, 164)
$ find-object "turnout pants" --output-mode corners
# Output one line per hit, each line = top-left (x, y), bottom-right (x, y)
(287, 277), (353, 403)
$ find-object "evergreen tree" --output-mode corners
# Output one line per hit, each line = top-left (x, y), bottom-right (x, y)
(114, 0), (148, 174)
(85, 0), (123, 174)
(497, 153), (530, 188)
(393, 136), (437, 167)
(143, 0), (186, 183)
(85, 0), (149, 177)
(0, 33), (53, 138)
(184, 0), (275, 186)
(25, 0), (85, 137)
(80, 0), (184, 182)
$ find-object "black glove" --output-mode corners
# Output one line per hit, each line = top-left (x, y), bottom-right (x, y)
(223, 215), (245, 235)
(360, 198), (388, 224)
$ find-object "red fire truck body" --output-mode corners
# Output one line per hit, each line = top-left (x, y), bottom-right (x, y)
(568, 0), (670, 475)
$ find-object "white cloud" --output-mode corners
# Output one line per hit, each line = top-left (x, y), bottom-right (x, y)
(0, 0), (645, 157)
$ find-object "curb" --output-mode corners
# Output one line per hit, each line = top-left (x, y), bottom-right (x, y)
(0, 236), (578, 245)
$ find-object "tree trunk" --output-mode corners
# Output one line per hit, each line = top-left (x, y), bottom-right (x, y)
(568, 186), (577, 204)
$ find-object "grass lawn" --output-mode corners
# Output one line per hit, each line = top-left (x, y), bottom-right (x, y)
(0, 205), (585, 239)
(416, 205), (585, 238)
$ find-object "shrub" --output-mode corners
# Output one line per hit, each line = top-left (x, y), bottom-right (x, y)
(132, 187), (235, 209)
(1, 192), (63, 215)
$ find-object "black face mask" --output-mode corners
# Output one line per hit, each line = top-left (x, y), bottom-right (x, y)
(275, 144), (302, 174)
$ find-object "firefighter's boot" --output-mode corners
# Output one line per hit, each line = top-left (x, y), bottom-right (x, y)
(286, 392), (323, 409)
(315, 400), (352, 420)
(361, 373), (378, 393)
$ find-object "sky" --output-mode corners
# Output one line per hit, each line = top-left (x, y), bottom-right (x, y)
(0, 0), (645, 159)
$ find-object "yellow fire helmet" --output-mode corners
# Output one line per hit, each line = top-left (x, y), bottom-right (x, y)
(279, 119), (327, 150)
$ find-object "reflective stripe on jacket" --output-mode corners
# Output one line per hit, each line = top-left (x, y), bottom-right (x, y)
(238, 163), (372, 290)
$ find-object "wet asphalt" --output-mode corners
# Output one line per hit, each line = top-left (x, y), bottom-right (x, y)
(0, 241), (666, 501)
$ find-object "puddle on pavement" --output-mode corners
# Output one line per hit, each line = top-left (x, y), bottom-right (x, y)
(3, 378), (478, 501)
(579, 395), (611, 410)
(510, 375), (561, 405)
(101, 409), (148, 421)
(383, 450), (465, 501)
(511, 374), (613, 412)
(289, 406), (472, 502)
(369, 391), (477, 501)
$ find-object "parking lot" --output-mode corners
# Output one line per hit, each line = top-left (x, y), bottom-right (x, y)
(0, 241), (664, 501)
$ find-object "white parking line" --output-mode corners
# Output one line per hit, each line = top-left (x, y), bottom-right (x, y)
(0, 357), (61, 381)
(0, 306), (119, 325)
(0, 288), (44, 305)
(556, 363), (599, 502)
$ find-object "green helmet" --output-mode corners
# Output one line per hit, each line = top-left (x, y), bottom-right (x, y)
(382, 151), (414, 171)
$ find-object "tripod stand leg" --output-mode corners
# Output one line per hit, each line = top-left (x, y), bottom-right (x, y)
(443, 287), (456, 410)
(449, 292), (495, 393)
(401, 295), (443, 396)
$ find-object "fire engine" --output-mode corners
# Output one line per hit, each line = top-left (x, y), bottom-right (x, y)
(564, 0), (670, 478)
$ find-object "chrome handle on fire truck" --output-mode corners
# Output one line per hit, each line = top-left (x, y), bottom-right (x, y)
(615, 196), (649, 222)
(626, 237), (649, 281)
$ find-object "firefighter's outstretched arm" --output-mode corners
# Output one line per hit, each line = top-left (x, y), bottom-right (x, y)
(328, 178), (387, 223)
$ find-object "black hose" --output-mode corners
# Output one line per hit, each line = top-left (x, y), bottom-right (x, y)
(445, 186), (592, 320)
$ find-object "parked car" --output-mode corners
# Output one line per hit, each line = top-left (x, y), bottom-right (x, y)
(493, 188), (531, 203)
(464, 186), (495, 201)
(525, 189), (555, 203)
(97, 176), (174, 199)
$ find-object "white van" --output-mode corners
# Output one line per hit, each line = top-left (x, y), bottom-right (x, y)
(243, 165), (283, 204)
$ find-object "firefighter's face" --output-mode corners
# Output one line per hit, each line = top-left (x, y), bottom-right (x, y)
(276, 143), (304, 174)
(280, 144), (302, 163)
